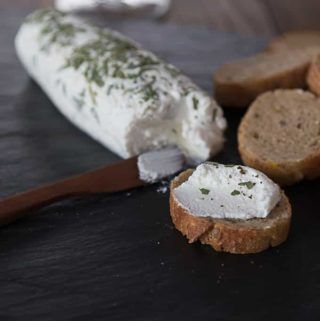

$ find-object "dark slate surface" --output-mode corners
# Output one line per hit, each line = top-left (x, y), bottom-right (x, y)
(0, 8), (319, 321)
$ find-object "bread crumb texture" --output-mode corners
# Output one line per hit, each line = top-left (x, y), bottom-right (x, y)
(238, 89), (320, 185)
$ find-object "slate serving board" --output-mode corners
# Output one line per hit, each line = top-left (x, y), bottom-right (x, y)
(1, 8), (319, 321)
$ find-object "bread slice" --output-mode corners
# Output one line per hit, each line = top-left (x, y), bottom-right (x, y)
(214, 48), (319, 108)
(238, 89), (320, 185)
(170, 169), (291, 254)
(307, 54), (320, 95)
(268, 31), (320, 52)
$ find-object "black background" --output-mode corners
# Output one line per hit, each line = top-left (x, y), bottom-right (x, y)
(0, 8), (319, 321)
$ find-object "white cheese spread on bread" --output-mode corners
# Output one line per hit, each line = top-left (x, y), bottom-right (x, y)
(15, 9), (226, 161)
(173, 163), (281, 220)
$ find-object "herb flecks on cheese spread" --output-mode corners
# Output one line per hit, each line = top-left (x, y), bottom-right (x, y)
(174, 163), (281, 220)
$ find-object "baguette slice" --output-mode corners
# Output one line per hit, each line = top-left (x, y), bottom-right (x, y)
(214, 48), (319, 108)
(268, 31), (320, 52)
(170, 169), (291, 254)
(238, 89), (320, 185)
(307, 54), (320, 95)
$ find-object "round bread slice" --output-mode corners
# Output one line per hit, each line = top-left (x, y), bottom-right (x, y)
(214, 48), (319, 108)
(170, 169), (291, 254)
(238, 89), (320, 185)
(267, 31), (320, 52)
(307, 54), (320, 95)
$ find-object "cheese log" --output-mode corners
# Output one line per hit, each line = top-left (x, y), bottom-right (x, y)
(15, 9), (226, 161)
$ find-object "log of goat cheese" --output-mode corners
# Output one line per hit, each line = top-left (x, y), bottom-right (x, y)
(15, 9), (226, 161)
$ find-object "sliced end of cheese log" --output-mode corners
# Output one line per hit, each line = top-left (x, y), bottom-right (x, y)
(170, 169), (291, 254)
(15, 9), (227, 162)
(214, 48), (319, 108)
(238, 89), (320, 185)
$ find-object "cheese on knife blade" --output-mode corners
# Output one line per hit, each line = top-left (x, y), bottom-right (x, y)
(15, 9), (226, 161)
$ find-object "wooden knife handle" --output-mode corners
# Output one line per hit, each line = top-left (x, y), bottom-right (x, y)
(0, 156), (142, 226)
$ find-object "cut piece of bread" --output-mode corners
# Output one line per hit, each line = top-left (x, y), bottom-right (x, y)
(214, 48), (319, 108)
(238, 89), (320, 185)
(307, 54), (320, 95)
(170, 169), (291, 254)
(268, 31), (320, 52)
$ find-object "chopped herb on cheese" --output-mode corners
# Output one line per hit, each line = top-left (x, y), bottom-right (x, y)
(238, 181), (256, 189)
(26, 9), (190, 107)
(199, 188), (210, 195)
(192, 96), (199, 110)
(237, 166), (246, 174)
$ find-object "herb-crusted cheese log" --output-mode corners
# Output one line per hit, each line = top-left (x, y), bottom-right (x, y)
(15, 9), (226, 161)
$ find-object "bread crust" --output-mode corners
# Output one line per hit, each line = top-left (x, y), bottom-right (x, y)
(239, 132), (320, 186)
(169, 169), (291, 254)
(307, 55), (320, 96)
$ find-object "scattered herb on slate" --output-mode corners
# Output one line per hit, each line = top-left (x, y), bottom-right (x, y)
(231, 190), (240, 196)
